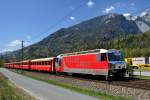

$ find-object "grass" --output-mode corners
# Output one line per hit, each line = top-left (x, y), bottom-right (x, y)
(134, 75), (150, 79)
(0, 72), (35, 100)
(12, 69), (131, 100)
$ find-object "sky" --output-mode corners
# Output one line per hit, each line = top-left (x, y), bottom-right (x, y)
(0, 0), (150, 53)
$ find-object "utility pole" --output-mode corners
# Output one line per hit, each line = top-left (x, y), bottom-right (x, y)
(21, 40), (24, 73)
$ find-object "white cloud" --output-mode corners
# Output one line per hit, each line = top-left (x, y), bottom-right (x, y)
(24, 41), (31, 47)
(69, 16), (75, 20)
(123, 13), (131, 17)
(0, 49), (13, 53)
(103, 6), (115, 14)
(87, 0), (95, 8)
(8, 40), (21, 47)
(1, 39), (31, 53)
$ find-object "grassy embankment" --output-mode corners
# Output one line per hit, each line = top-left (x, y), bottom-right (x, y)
(0, 72), (35, 100)
(11, 69), (132, 100)
(134, 75), (150, 79)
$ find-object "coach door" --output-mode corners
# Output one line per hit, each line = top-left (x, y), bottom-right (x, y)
(101, 53), (108, 69)
(55, 57), (61, 67)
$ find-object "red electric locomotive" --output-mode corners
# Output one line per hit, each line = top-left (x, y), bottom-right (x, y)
(55, 49), (129, 80)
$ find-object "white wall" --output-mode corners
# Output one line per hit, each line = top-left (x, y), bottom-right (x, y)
(132, 57), (145, 64)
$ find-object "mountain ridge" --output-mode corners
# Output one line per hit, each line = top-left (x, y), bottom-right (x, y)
(2, 12), (150, 61)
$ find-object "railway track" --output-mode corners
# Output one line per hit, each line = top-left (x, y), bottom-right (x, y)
(56, 73), (150, 90)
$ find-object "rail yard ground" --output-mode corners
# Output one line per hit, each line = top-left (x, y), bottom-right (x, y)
(0, 71), (35, 100)
(7, 69), (150, 100)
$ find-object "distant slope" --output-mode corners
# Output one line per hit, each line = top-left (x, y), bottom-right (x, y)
(6, 13), (150, 61)
(15, 13), (139, 59)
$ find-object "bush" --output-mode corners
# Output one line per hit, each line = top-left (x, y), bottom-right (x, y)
(0, 59), (4, 67)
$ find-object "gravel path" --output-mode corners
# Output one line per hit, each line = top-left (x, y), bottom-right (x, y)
(0, 68), (98, 100)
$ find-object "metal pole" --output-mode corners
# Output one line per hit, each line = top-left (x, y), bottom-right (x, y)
(21, 40), (24, 73)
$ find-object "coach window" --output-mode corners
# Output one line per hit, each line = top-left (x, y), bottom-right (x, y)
(45, 61), (47, 65)
(101, 53), (107, 61)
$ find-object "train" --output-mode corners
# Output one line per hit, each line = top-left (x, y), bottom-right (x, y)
(5, 49), (129, 80)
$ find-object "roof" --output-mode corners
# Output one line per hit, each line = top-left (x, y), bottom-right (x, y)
(20, 60), (30, 63)
(58, 49), (108, 57)
(31, 57), (54, 62)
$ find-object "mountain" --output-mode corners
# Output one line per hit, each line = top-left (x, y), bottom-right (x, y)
(123, 9), (150, 33)
(4, 13), (150, 61)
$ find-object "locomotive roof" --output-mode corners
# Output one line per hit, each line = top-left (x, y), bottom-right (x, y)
(59, 49), (121, 57)
(31, 57), (54, 62)
(59, 49), (109, 57)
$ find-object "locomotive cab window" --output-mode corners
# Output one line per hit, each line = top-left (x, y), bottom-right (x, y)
(101, 53), (107, 61)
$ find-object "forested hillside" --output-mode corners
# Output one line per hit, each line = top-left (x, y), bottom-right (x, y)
(2, 13), (150, 62)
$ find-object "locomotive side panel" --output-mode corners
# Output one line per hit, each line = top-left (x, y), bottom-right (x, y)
(62, 53), (109, 75)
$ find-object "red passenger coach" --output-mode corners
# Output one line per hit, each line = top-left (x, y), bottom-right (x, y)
(5, 63), (12, 68)
(13, 62), (20, 69)
(6, 63), (14, 69)
(30, 57), (54, 72)
(20, 60), (30, 70)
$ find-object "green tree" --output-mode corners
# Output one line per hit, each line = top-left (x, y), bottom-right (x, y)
(0, 59), (4, 67)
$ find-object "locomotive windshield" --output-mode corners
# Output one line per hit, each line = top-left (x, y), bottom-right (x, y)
(108, 52), (124, 61)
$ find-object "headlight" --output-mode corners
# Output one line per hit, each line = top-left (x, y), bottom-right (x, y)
(109, 63), (115, 69)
